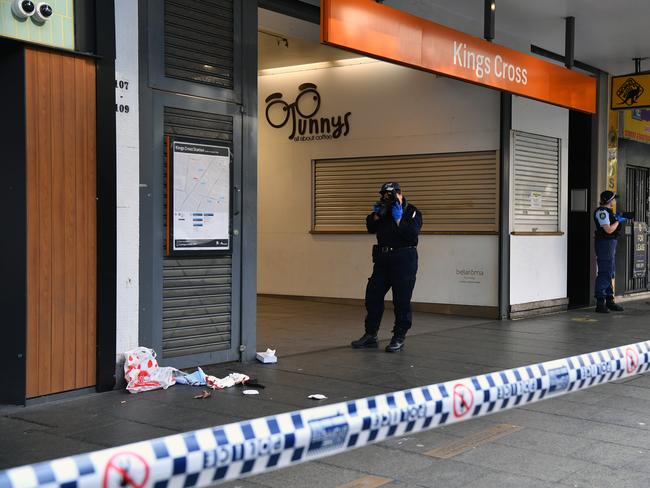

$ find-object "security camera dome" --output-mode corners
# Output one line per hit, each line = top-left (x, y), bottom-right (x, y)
(32, 1), (52, 23)
(38, 3), (52, 17)
(21, 1), (35, 13)
(12, 0), (36, 18)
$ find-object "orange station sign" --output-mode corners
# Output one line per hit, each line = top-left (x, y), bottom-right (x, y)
(321, 0), (596, 113)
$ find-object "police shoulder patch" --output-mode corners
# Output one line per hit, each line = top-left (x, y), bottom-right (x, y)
(596, 210), (610, 226)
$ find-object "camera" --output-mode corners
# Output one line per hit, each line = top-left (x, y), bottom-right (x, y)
(621, 211), (635, 220)
(11, 0), (36, 19)
(376, 190), (397, 218)
(33, 2), (53, 23)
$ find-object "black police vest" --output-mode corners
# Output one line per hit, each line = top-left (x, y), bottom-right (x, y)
(367, 201), (421, 248)
(593, 207), (620, 240)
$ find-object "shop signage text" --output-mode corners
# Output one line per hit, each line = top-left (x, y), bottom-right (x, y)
(321, 0), (596, 113)
(611, 73), (650, 110)
(453, 42), (528, 86)
(622, 109), (650, 145)
(456, 267), (485, 285)
(265, 83), (351, 142)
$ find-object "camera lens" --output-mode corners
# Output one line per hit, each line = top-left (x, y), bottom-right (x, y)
(39, 3), (52, 17)
(21, 0), (35, 13)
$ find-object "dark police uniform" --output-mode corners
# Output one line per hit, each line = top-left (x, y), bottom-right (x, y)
(363, 196), (423, 345)
(593, 206), (621, 301)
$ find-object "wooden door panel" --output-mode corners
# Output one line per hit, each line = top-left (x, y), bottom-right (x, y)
(26, 48), (97, 398)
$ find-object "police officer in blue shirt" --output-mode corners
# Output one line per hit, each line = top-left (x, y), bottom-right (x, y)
(593, 190), (628, 313)
(351, 182), (423, 352)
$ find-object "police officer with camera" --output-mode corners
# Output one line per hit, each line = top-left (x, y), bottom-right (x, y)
(351, 182), (423, 352)
(593, 190), (629, 313)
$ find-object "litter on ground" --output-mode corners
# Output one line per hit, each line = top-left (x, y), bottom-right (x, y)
(176, 368), (250, 390)
(124, 347), (253, 393)
(256, 348), (278, 363)
(193, 390), (212, 400)
(124, 347), (176, 393)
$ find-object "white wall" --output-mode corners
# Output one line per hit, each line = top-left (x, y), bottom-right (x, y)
(115, 0), (140, 353)
(510, 96), (569, 305)
(258, 61), (500, 306)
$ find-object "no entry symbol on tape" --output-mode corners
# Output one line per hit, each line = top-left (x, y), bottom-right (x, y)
(626, 347), (639, 374)
(103, 452), (150, 488)
(453, 383), (474, 418)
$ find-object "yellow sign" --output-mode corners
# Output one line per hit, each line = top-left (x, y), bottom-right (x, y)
(622, 109), (650, 145)
(611, 73), (650, 110)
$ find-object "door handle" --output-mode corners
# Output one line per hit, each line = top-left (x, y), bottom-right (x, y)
(233, 186), (241, 216)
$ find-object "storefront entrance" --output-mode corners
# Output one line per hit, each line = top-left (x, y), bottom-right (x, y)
(255, 6), (502, 350)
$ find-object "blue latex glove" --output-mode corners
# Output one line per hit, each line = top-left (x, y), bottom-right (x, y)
(174, 367), (207, 386)
(373, 203), (382, 214)
(392, 202), (403, 221)
(615, 212), (629, 224)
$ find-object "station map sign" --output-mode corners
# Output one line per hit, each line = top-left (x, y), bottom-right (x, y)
(169, 139), (231, 254)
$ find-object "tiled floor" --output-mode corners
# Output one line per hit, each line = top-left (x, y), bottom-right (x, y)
(256, 296), (489, 356)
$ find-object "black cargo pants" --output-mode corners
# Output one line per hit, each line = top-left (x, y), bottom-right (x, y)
(364, 247), (418, 338)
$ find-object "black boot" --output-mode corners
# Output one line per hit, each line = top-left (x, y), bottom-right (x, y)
(595, 298), (609, 313)
(351, 333), (378, 349)
(385, 335), (405, 353)
(606, 296), (624, 312)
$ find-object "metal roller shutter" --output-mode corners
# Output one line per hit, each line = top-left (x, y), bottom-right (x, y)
(312, 151), (499, 234)
(164, 0), (234, 88)
(625, 166), (649, 292)
(162, 257), (232, 358)
(163, 107), (233, 358)
(512, 131), (561, 233)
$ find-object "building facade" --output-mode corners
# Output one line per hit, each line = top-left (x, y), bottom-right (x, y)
(6, 0), (646, 404)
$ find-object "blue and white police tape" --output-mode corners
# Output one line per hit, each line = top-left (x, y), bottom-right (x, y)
(2, 340), (650, 488)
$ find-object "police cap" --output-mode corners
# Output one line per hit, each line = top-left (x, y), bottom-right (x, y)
(380, 182), (401, 194)
(599, 191), (618, 205)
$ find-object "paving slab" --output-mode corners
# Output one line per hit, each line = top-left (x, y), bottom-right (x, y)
(464, 472), (562, 488)
(321, 445), (434, 479)
(452, 442), (593, 482)
(486, 408), (599, 436)
(0, 430), (105, 468)
(244, 461), (364, 488)
(577, 422), (650, 449)
(64, 419), (178, 447)
(567, 440), (646, 469)
(398, 459), (495, 488)
(558, 463), (650, 488)
(492, 427), (595, 457)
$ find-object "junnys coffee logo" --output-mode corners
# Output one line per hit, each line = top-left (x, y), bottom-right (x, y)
(265, 83), (351, 142)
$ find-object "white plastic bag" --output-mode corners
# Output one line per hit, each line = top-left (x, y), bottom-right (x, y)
(124, 347), (177, 393)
